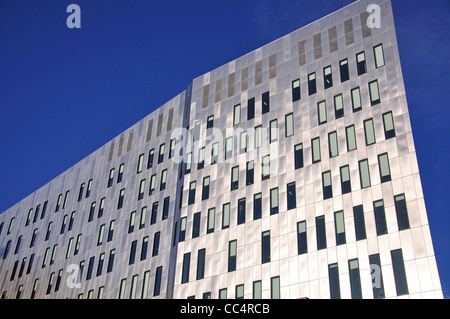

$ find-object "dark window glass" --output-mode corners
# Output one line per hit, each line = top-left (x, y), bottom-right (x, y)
(340, 165), (351, 194)
(154, 266), (162, 296)
(158, 144), (165, 164)
(147, 149), (154, 169)
(253, 193), (262, 220)
(373, 200), (388, 236)
(394, 194), (410, 231)
(322, 171), (332, 200)
(383, 111), (396, 139)
(292, 79), (301, 102)
(308, 73), (316, 95)
(316, 216), (327, 250)
(196, 248), (206, 280)
(294, 143), (304, 169)
(152, 232), (160, 257)
(117, 189), (125, 210)
(228, 240), (237, 272)
(349, 259), (362, 299)
(192, 212), (200, 238)
(188, 181), (196, 205)
(129, 240), (137, 265)
(150, 202), (158, 225)
(297, 221), (307, 255)
(107, 250), (115, 273)
(162, 196), (170, 220)
(181, 253), (190, 284)
(356, 51), (367, 75)
(353, 205), (367, 241)
(247, 98), (255, 120)
(329, 263), (341, 299)
(262, 231), (271, 264)
(246, 161), (254, 185)
(287, 182), (296, 210)
(339, 59), (349, 82)
(270, 187), (279, 215)
(86, 257), (95, 280)
(324, 66), (333, 89)
(141, 237), (148, 261)
(334, 211), (346, 245)
(369, 254), (385, 299)
(238, 198), (246, 225)
(78, 183), (85, 202)
(202, 176), (210, 201)
(179, 217), (187, 242)
(262, 91), (270, 114)
(391, 249), (409, 296)
(231, 166), (239, 190)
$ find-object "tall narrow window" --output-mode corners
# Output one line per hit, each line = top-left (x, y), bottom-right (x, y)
(151, 202), (158, 225)
(324, 65), (333, 89)
(137, 154), (144, 174)
(169, 138), (176, 158)
(55, 194), (62, 212)
(62, 191), (69, 209)
(317, 100), (327, 125)
(185, 152), (192, 174)
(97, 198), (105, 219)
(239, 131), (247, 154)
(97, 224), (105, 245)
(364, 118), (376, 145)
(349, 259), (362, 299)
(231, 166), (239, 190)
(369, 254), (385, 299)
(356, 51), (367, 75)
(193, 120), (201, 142)
(211, 142), (219, 164)
(373, 44), (385, 68)
(346, 125), (357, 151)
(329, 263), (340, 299)
(312, 137), (321, 163)
(86, 179), (92, 198)
(369, 80), (381, 105)
(359, 159), (371, 189)
(129, 240), (137, 265)
(141, 236), (148, 260)
(254, 193), (262, 220)
(339, 59), (349, 82)
(383, 111), (396, 139)
(394, 194), (410, 231)
(246, 161), (254, 185)
(270, 187), (279, 215)
(74, 234), (81, 256)
(86, 257), (95, 281)
(225, 137), (233, 160)
(162, 196), (170, 220)
(192, 212), (200, 238)
(262, 231), (271, 264)
(179, 217), (187, 242)
(117, 164), (124, 182)
(139, 206), (147, 229)
(316, 216), (327, 250)
(285, 113), (294, 137)
(117, 189), (125, 209)
(292, 79), (301, 102)
(351, 87), (362, 112)
(152, 232), (160, 257)
(297, 221), (307, 255)
(236, 284), (244, 299)
(334, 211), (346, 245)
(107, 220), (115, 242)
(78, 183), (85, 202)
(138, 179), (146, 201)
(270, 119), (278, 143)
(237, 198), (246, 225)
(130, 275), (138, 299)
(378, 153), (391, 183)
(160, 169), (167, 191)
(60, 215), (68, 234)
(118, 279), (127, 299)
(262, 155), (270, 180)
(271, 276), (280, 299)
(128, 211), (136, 233)
(25, 209), (33, 226)
(334, 94), (344, 119)
(287, 182), (296, 210)
(154, 266), (162, 296)
(294, 143), (304, 169)
(88, 202), (96, 223)
(253, 281), (262, 299)
(373, 200), (388, 236)
(147, 149), (155, 169)
(207, 208), (215, 234)
(340, 165), (351, 194)
(197, 147), (205, 169)
(233, 104), (241, 126)
(45, 222), (52, 241)
(262, 91), (270, 114)
(107, 249), (115, 273)
(158, 144), (165, 164)
(391, 249), (409, 296)
(308, 72), (316, 95)
(196, 248), (206, 280)
(188, 181), (196, 205)
(247, 98), (255, 120)
(228, 240), (237, 272)
(322, 171), (332, 200)
(353, 205), (367, 241)
(255, 125), (262, 149)
(30, 230), (38, 248)
(328, 131), (338, 158)
(142, 271), (150, 299)
(222, 203), (230, 230)
(41, 201), (48, 220)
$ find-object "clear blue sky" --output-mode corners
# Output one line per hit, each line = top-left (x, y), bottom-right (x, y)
(0, 0), (449, 298)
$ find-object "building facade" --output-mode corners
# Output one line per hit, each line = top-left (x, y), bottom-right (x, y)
(0, 0), (443, 299)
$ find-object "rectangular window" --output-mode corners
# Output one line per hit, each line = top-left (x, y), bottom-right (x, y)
(328, 131), (338, 158)
(334, 94), (344, 119)
(142, 271), (150, 299)
(192, 212), (200, 238)
(130, 275), (138, 299)
(196, 248), (206, 280)
(201, 176), (210, 201)
(374, 200), (388, 235)
(340, 165), (351, 194)
(74, 234), (81, 256)
(253, 281), (262, 299)
(322, 171), (332, 200)
(118, 279), (127, 299)
(364, 118), (376, 145)
(285, 113), (294, 137)
(349, 259), (362, 299)
(138, 179), (146, 200)
(236, 284), (244, 299)
(308, 72), (316, 95)
(228, 240), (237, 272)
(383, 111), (396, 139)
(262, 91), (270, 114)
(262, 155), (270, 180)
(247, 98), (255, 120)
(147, 149), (154, 169)
(86, 257), (95, 281)
(41, 201), (48, 220)
(158, 143), (165, 164)
(316, 215), (327, 250)
(141, 236), (148, 260)
(312, 137), (321, 163)
(231, 166), (239, 190)
(137, 153), (144, 174)
(62, 190), (69, 209)
(66, 237), (73, 259)
(117, 164), (124, 182)
(238, 198), (246, 225)
(97, 198), (105, 219)
(394, 194), (410, 231)
(297, 221), (307, 255)
(97, 224), (105, 246)
(88, 202), (96, 223)
(185, 152), (192, 174)
(188, 181), (196, 205)
(55, 194), (62, 212)
(193, 120), (201, 142)
(197, 147), (205, 170)
(378, 153), (391, 183)
(154, 266), (162, 296)
(294, 143), (304, 170)
(353, 205), (367, 241)
(151, 202), (158, 225)
(369, 80), (381, 105)
(128, 211), (136, 233)
(369, 254), (385, 299)
(117, 189), (125, 210)
(169, 138), (176, 158)
(292, 79), (301, 102)
(271, 276), (280, 299)
(359, 159), (371, 189)
(270, 119), (278, 143)
(86, 179), (92, 198)
(107, 220), (115, 242)
(219, 288), (227, 299)
(152, 232), (160, 257)
(270, 187), (279, 215)
(351, 87), (362, 112)
(179, 217), (187, 242)
(253, 193), (262, 220)
(239, 131), (247, 154)
(373, 44), (385, 68)
(356, 51), (367, 75)
(45, 222), (52, 241)
(107, 249), (115, 273)
(225, 136), (233, 160)
(233, 104), (241, 126)
(139, 206), (147, 229)
(329, 263), (341, 299)
(346, 125), (357, 151)
(207, 208), (215, 234)
(78, 183), (85, 202)
(334, 211), (346, 245)
(255, 125), (262, 148)
(211, 142), (219, 164)
(339, 59), (349, 82)
(287, 182), (296, 210)
(222, 203), (230, 229)
(162, 196), (170, 220)
(129, 240), (137, 265)
(246, 161), (254, 185)
(60, 215), (68, 234)
(324, 65), (333, 89)
(317, 100), (327, 125)
(391, 249), (409, 296)
(262, 231), (271, 264)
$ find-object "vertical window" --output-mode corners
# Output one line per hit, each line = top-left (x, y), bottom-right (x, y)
(154, 266), (162, 296)
(158, 144), (165, 164)
(262, 91), (270, 114)
(197, 147), (205, 169)
(138, 179), (146, 200)
(62, 191), (69, 209)
(41, 201), (48, 220)
(97, 198), (105, 219)
(118, 279), (127, 299)
(233, 104), (241, 126)
(236, 284), (244, 299)
(364, 118), (376, 145)
(97, 224), (105, 246)
(33, 205), (40, 224)
(317, 100), (327, 125)
(207, 208), (215, 234)
(340, 165), (351, 194)
(246, 161), (254, 185)
(228, 240), (237, 272)
(196, 248), (206, 280)
(78, 183), (85, 202)
(86, 257), (95, 281)
(193, 120), (201, 142)
(117, 164), (124, 183)
(328, 263), (341, 299)
(162, 196), (170, 220)
(192, 212), (201, 238)
(270, 119), (278, 143)
(160, 169), (167, 190)
(151, 202), (158, 225)
(139, 206), (147, 229)
(211, 142), (219, 164)
(287, 182), (296, 210)
(152, 232), (160, 257)
(86, 179), (92, 198)
(369, 254), (385, 299)
(312, 137), (321, 163)
(356, 51), (367, 75)
(383, 111), (396, 139)
(294, 143), (304, 169)
(222, 203), (230, 230)
(74, 234), (81, 256)
(179, 217), (187, 242)
(369, 80), (381, 105)
(271, 276), (280, 299)
(316, 215), (327, 250)
(55, 194), (62, 212)
(346, 125), (357, 151)
(373, 44), (385, 68)
(297, 221), (307, 255)
(140, 236), (149, 261)
(394, 194), (410, 231)
(239, 131), (247, 154)
(359, 159), (371, 189)
(247, 98), (255, 120)
(328, 131), (339, 158)
(181, 253), (191, 284)
(137, 153), (144, 174)
(253, 193), (262, 220)
(391, 249), (409, 296)
(334, 211), (346, 245)
(60, 215), (68, 234)
(322, 171), (332, 200)
(292, 79), (301, 102)
(339, 59), (349, 82)
(88, 202), (96, 223)
(117, 189), (125, 209)
(255, 125), (262, 149)
(324, 65), (333, 89)
(225, 136), (233, 160)
(147, 149), (155, 169)
(253, 281), (262, 299)
(45, 222), (52, 241)
(237, 198), (246, 225)
(351, 87), (362, 112)
(353, 205), (367, 241)
(262, 231), (271, 264)
(185, 152), (192, 174)
(129, 240), (137, 265)
(25, 209), (32, 226)
(270, 187), (279, 215)
(46, 272), (55, 295)
(31, 278), (39, 299)
(128, 211), (136, 233)
(30, 230), (38, 248)
(285, 113), (294, 137)
(334, 94), (344, 119)
(378, 153), (391, 183)
(169, 138), (176, 158)
(7, 217), (14, 235)
(107, 249), (115, 273)
(142, 271), (150, 299)
(188, 181), (196, 205)
(15, 235), (23, 253)
(49, 244), (57, 265)
(3, 241), (11, 260)
(308, 72), (316, 95)
(349, 259), (362, 299)
(231, 166), (239, 190)
(373, 200), (388, 236)
(130, 275), (138, 299)
(107, 220), (115, 242)
(262, 155), (270, 180)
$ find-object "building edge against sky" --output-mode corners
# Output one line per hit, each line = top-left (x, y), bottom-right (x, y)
(0, 0), (443, 299)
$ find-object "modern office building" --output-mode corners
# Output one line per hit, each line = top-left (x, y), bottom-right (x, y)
(0, 0), (443, 299)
